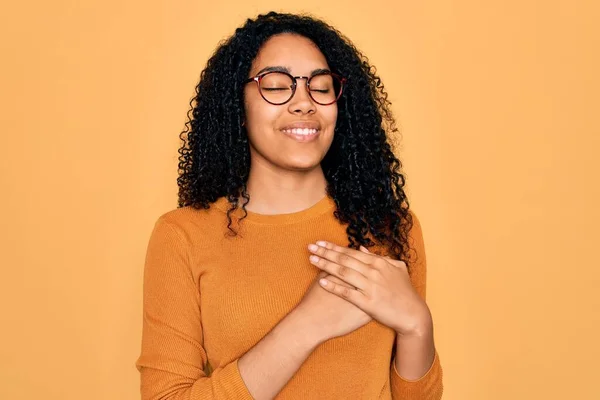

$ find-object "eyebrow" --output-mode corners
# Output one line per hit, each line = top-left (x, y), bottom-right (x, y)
(254, 65), (331, 76)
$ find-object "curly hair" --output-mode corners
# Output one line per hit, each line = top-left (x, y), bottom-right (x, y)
(176, 11), (416, 269)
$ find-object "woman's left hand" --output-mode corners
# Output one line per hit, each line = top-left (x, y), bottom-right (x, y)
(307, 241), (432, 336)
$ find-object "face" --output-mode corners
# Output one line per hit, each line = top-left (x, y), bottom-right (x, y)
(243, 33), (338, 173)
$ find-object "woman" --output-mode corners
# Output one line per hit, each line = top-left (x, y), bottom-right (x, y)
(136, 11), (443, 400)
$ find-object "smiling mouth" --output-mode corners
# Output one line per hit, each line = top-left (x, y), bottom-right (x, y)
(280, 128), (321, 142)
(281, 128), (319, 135)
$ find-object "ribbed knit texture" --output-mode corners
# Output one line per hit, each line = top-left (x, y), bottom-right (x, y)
(135, 195), (443, 399)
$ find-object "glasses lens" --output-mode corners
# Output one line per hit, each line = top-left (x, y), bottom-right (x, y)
(259, 72), (294, 104)
(309, 73), (343, 105)
(257, 72), (344, 105)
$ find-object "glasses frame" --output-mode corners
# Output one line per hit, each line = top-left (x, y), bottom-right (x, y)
(243, 70), (347, 106)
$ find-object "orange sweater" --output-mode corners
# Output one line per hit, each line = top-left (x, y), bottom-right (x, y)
(136, 195), (443, 399)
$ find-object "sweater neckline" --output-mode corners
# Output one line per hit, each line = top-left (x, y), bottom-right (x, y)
(213, 195), (336, 225)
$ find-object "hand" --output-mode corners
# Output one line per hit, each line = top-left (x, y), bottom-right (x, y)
(307, 241), (432, 336)
(293, 270), (372, 343)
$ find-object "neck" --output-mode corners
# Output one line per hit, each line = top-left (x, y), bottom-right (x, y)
(242, 162), (328, 215)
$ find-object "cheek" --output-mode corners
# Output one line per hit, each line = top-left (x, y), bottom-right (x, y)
(244, 97), (280, 129)
(324, 106), (338, 131)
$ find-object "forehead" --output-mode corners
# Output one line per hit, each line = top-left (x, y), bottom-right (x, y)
(250, 33), (329, 75)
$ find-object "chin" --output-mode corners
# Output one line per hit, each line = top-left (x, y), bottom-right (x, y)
(282, 157), (323, 171)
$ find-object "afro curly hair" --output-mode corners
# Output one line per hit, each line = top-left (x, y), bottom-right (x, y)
(176, 11), (416, 268)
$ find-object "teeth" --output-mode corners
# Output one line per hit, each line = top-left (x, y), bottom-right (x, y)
(282, 128), (319, 135)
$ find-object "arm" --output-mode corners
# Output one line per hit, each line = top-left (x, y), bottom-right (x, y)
(237, 309), (323, 399)
(390, 211), (443, 399)
(136, 217), (324, 400)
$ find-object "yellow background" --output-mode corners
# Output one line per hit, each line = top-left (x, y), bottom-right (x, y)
(1, 1), (598, 399)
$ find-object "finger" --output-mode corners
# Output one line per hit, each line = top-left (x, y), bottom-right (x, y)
(318, 276), (366, 307)
(309, 242), (372, 278)
(314, 241), (377, 267)
(358, 246), (391, 270)
(315, 271), (354, 289)
(325, 274), (355, 289)
(309, 253), (369, 290)
(382, 255), (408, 270)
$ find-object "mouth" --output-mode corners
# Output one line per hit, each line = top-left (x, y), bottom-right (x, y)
(280, 127), (321, 142)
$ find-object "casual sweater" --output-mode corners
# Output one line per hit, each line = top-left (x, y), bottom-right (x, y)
(135, 195), (443, 399)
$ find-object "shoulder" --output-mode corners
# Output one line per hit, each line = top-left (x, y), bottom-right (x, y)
(157, 205), (205, 226)
(406, 208), (429, 296)
(407, 209), (425, 250)
(151, 201), (229, 242)
(370, 208), (425, 260)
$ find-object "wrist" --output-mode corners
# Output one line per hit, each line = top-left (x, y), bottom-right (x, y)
(395, 307), (433, 337)
(285, 308), (328, 348)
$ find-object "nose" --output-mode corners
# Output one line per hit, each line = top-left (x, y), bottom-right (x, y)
(287, 78), (316, 115)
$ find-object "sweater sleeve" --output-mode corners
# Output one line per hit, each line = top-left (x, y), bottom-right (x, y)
(390, 211), (444, 399)
(135, 217), (254, 400)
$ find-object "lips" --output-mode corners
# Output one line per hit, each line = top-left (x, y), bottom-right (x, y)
(280, 121), (321, 131)
(280, 121), (321, 142)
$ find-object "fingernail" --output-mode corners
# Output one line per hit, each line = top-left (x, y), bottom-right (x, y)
(308, 244), (318, 251)
(319, 279), (328, 286)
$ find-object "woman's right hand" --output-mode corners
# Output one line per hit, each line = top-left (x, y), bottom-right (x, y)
(293, 271), (372, 343)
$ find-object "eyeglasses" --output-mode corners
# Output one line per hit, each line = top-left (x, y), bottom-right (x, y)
(243, 71), (347, 106)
